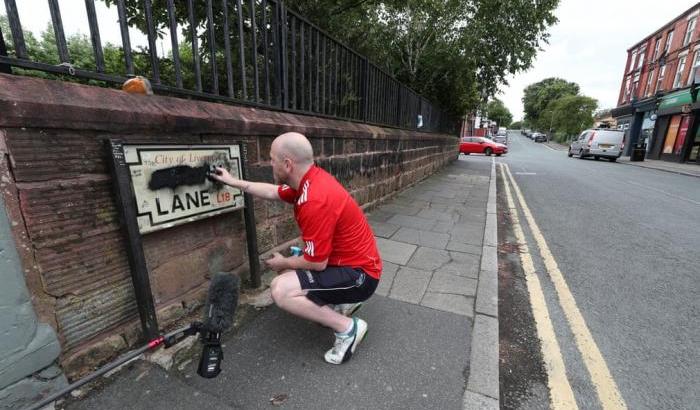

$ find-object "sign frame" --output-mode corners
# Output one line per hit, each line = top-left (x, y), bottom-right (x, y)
(122, 144), (245, 234)
(106, 140), (261, 341)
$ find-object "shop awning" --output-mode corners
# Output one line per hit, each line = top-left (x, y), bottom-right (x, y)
(611, 104), (634, 118)
(658, 89), (693, 110)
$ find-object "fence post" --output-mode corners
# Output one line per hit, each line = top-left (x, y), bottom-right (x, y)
(0, 27), (11, 74)
(361, 57), (369, 122)
(278, 0), (289, 109)
(396, 83), (401, 127)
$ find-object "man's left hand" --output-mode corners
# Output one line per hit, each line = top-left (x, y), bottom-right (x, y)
(265, 252), (289, 272)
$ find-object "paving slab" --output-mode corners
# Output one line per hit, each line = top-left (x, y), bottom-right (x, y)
(440, 260), (480, 279)
(388, 267), (432, 304)
(380, 203), (422, 216)
(406, 247), (451, 271)
(375, 238), (417, 265)
(375, 262), (399, 297)
(450, 228), (484, 247)
(427, 272), (477, 296)
(370, 221), (400, 238)
(446, 241), (482, 255)
(421, 293), (475, 317)
(417, 208), (459, 222)
(428, 220), (454, 234)
(392, 227), (450, 250)
(387, 214), (435, 230)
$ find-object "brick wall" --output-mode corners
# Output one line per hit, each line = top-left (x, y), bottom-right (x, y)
(0, 74), (457, 376)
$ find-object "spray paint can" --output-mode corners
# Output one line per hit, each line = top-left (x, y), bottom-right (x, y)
(290, 246), (303, 257)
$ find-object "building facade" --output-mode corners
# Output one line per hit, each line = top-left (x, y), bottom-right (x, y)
(613, 2), (700, 164)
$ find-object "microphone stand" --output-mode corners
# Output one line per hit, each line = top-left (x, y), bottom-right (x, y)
(25, 322), (205, 410)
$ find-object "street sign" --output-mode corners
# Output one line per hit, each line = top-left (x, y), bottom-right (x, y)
(122, 144), (244, 234)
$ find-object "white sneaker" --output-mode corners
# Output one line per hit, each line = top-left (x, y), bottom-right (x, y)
(332, 302), (363, 317)
(324, 317), (368, 365)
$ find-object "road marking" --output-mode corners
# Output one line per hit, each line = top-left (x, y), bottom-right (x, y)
(626, 180), (700, 206)
(504, 164), (628, 410)
(542, 144), (556, 151)
(515, 172), (537, 175)
(500, 164), (579, 410)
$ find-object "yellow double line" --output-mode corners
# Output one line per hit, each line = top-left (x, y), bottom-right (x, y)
(500, 163), (627, 410)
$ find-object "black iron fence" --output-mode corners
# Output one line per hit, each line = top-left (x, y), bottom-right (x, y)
(0, 0), (455, 133)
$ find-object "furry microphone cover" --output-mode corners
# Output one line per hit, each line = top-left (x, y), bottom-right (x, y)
(203, 273), (239, 333)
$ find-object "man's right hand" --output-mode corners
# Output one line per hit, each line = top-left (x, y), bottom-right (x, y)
(209, 166), (240, 187)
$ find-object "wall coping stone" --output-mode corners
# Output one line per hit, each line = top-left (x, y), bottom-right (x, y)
(0, 74), (456, 142)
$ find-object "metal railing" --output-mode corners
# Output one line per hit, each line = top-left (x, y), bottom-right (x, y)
(0, 0), (455, 133)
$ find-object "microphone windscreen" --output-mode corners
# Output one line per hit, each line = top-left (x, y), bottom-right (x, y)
(203, 273), (239, 333)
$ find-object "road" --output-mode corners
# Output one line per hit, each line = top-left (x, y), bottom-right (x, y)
(498, 131), (699, 409)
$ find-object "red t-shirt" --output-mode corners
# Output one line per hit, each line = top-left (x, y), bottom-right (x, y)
(277, 165), (382, 279)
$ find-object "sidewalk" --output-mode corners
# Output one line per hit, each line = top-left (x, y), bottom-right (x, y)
(544, 140), (700, 178)
(61, 156), (499, 410)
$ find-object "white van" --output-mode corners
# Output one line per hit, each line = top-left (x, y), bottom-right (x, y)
(568, 129), (625, 162)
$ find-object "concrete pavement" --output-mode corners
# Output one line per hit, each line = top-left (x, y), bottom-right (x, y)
(60, 155), (499, 410)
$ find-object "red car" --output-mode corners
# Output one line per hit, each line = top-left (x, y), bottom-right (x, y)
(459, 137), (508, 156)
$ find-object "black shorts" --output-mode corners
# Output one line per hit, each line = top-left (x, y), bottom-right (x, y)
(296, 266), (379, 306)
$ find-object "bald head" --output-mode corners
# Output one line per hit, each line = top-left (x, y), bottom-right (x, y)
(272, 132), (314, 166)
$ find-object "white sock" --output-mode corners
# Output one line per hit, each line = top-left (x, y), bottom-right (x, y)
(337, 320), (354, 337)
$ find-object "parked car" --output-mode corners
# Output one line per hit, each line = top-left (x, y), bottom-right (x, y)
(568, 129), (625, 161)
(493, 135), (508, 144)
(497, 127), (507, 136)
(459, 136), (508, 156)
(533, 133), (547, 142)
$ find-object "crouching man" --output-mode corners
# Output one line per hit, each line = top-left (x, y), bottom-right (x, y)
(210, 132), (382, 364)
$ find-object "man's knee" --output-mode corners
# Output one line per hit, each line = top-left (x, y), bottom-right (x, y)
(270, 270), (297, 305)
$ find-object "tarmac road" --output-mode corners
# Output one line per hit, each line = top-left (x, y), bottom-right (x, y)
(498, 131), (700, 409)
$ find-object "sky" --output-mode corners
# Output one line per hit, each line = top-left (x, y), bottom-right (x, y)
(2, 1), (700, 121)
(500, 0), (700, 121)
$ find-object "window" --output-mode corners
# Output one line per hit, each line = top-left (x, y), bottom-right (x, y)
(637, 48), (646, 69)
(688, 50), (700, 85)
(685, 17), (697, 46)
(623, 77), (632, 102)
(646, 69), (655, 96)
(629, 50), (638, 72)
(665, 30), (674, 54)
(673, 55), (687, 88)
(632, 73), (640, 98)
(656, 64), (666, 92)
(653, 37), (662, 60)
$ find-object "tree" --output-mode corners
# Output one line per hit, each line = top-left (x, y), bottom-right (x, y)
(510, 121), (523, 129)
(99, 0), (560, 117)
(522, 77), (580, 127)
(546, 95), (597, 141)
(484, 98), (512, 128)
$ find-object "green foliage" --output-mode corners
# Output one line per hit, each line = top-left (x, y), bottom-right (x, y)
(288, 0), (559, 116)
(3, 0), (560, 118)
(523, 77), (579, 126)
(509, 121), (522, 129)
(543, 94), (597, 138)
(484, 98), (513, 128)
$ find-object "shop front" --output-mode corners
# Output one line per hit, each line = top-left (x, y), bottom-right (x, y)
(611, 104), (635, 155)
(649, 89), (700, 163)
